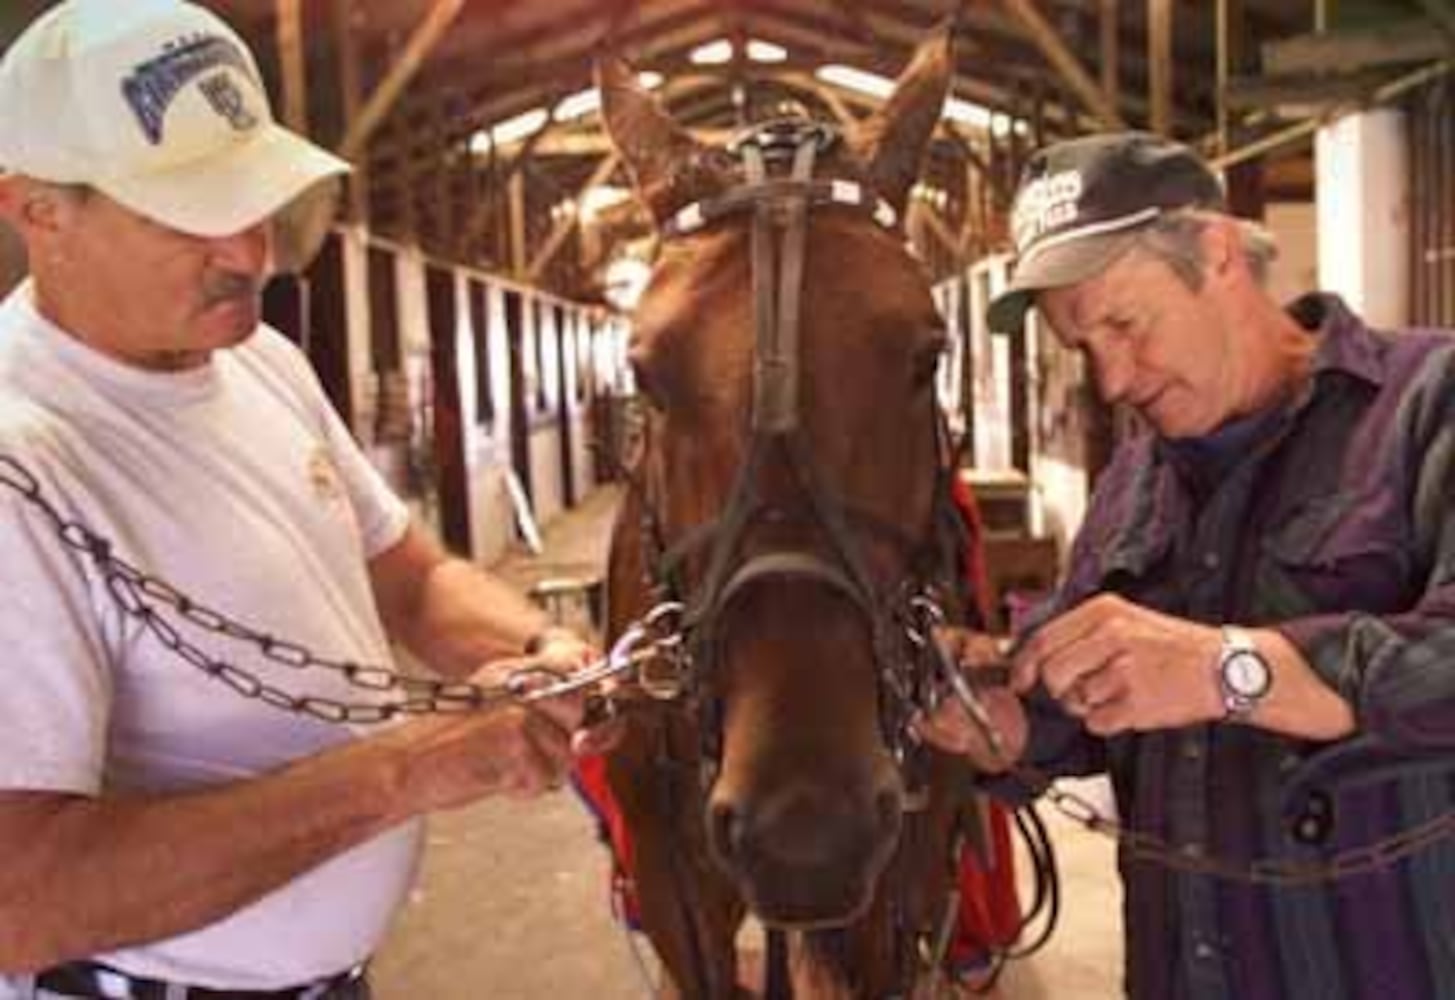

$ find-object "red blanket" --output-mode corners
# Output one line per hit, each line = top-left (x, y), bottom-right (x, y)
(572, 479), (1021, 972)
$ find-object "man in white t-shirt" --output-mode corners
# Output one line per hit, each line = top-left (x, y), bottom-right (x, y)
(0, 3), (608, 997)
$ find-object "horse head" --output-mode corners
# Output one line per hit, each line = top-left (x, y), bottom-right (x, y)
(600, 30), (958, 933)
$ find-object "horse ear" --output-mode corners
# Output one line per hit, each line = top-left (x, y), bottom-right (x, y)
(597, 58), (731, 228)
(850, 26), (954, 216)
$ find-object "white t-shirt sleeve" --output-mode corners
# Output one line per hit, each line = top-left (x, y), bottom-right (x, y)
(0, 449), (112, 794)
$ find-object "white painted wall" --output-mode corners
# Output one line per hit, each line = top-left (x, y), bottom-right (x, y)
(568, 310), (598, 501)
(1316, 108), (1410, 328)
(338, 227), (375, 444)
(1264, 201), (1319, 306)
(466, 282), (518, 565)
(955, 253), (1089, 553)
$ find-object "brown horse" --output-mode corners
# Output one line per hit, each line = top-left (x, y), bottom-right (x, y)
(597, 30), (991, 998)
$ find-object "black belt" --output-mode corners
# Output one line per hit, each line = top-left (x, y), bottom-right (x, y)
(35, 960), (367, 999)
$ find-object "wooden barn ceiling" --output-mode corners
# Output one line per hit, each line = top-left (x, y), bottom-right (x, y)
(2, 1), (1449, 300)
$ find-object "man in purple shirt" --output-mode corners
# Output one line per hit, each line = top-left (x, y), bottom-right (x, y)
(921, 132), (1455, 999)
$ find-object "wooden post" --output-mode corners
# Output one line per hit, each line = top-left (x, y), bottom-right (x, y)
(509, 170), (528, 279)
(275, 0), (308, 133)
(1100, 0), (1120, 106)
(1148, 0), (1173, 135)
(333, 0), (368, 223)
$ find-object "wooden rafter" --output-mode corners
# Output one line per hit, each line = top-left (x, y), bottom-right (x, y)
(1414, 0), (1455, 47)
(999, 0), (1129, 130)
(333, 0), (367, 221)
(528, 154), (623, 282)
(1148, 0), (1173, 134)
(339, 0), (467, 161)
(1100, 0), (1119, 104)
(275, 0), (307, 133)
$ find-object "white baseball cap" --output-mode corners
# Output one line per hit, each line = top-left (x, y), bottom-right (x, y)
(0, 0), (350, 237)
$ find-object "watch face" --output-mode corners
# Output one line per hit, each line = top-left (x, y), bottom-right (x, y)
(1224, 650), (1271, 697)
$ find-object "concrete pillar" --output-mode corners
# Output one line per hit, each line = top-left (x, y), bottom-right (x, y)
(1315, 108), (1410, 329)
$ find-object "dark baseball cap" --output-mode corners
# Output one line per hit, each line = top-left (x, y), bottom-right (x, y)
(986, 132), (1226, 332)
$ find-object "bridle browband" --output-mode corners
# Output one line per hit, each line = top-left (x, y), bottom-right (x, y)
(623, 119), (972, 773)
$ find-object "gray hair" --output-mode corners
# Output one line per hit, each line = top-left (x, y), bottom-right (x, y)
(1133, 207), (1279, 289)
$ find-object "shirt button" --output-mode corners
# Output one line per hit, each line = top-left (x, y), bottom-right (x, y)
(1202, 551), (1221, 570)
(1182, 842), (1205, 858)
(1194, 941), (1217, 961)
(1182, 737), (1203, 761)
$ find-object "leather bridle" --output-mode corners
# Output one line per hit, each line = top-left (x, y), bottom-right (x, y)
(623, 119), (972, 778)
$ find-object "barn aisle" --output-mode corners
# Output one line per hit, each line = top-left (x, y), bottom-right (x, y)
(371, 487), (1123, 998)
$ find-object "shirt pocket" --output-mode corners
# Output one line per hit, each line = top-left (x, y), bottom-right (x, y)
(1261, 490), (1412, 615)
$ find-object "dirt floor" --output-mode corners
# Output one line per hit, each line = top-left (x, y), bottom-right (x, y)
(370, 488), (1125, 998)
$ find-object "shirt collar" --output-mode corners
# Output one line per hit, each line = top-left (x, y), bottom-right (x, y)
(1289, 292), (1386, 388)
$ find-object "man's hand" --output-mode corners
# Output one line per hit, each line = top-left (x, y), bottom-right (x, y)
(385, 657), (586, 810)
(914, 628), (1029, 773)
(1013, 594), (1223, 735)
(504, 628), (626, 757)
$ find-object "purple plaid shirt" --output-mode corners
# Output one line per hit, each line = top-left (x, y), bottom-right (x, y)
(1008, 294), (1455, 999)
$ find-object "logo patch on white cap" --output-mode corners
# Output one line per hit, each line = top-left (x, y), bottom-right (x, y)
(1011, 169), (1084, 252)
(121, 34), (255, 145)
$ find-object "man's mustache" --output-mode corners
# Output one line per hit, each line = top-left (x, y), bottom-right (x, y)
(202, 272), (262, 308)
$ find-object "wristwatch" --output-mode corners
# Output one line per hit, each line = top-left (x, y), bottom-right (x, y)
(1217, 626), (1273, 720)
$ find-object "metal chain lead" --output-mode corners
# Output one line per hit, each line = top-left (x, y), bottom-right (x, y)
(0, 455), (687, 724)
(915, 588), (1455, 887)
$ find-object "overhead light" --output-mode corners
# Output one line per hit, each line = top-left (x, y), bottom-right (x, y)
(815, 64), (894, 99)
(555, 88), (601, 121)
(469, 107), (549, 153)
(581, 184), (632, 219)
(552, 71), (664, 123)
(818, 63), (1029, 136)
(944, 97), (994, 130)
(746, 39), (788, 63)
(690, 39), (734, 65)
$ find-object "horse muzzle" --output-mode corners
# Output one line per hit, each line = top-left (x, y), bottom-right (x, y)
(707, 771), (903, 926)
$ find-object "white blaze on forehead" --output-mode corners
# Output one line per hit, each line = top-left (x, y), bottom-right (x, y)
(1011, 169), (1083, 252)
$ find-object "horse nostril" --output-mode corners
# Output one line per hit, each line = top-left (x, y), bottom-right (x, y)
(709, 801), (743, 864)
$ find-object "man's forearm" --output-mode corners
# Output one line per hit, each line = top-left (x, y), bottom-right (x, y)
(397, 558), (551, 678)
(0, 734), (412, 972)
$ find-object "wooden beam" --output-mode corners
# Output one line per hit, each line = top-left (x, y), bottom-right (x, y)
(1223, 67), (1397, 113)
(779, 70), (859, 128)
(338, 0), (467, 161)
(1212, 59), (1453, 169)
(508, 171), (528, 278)
(333, 0), (367, 222)
(528, 154), (622, 282)
(1263, 20), (1447, 77)
(1148, 0), (1173, 135)
(1414, 0), (1455, 46)
(275, 0), (308, 133)
(1100, 0), (1119, 105)
(1000, 0), (1128, 130)
(456, 124), (553, 255)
